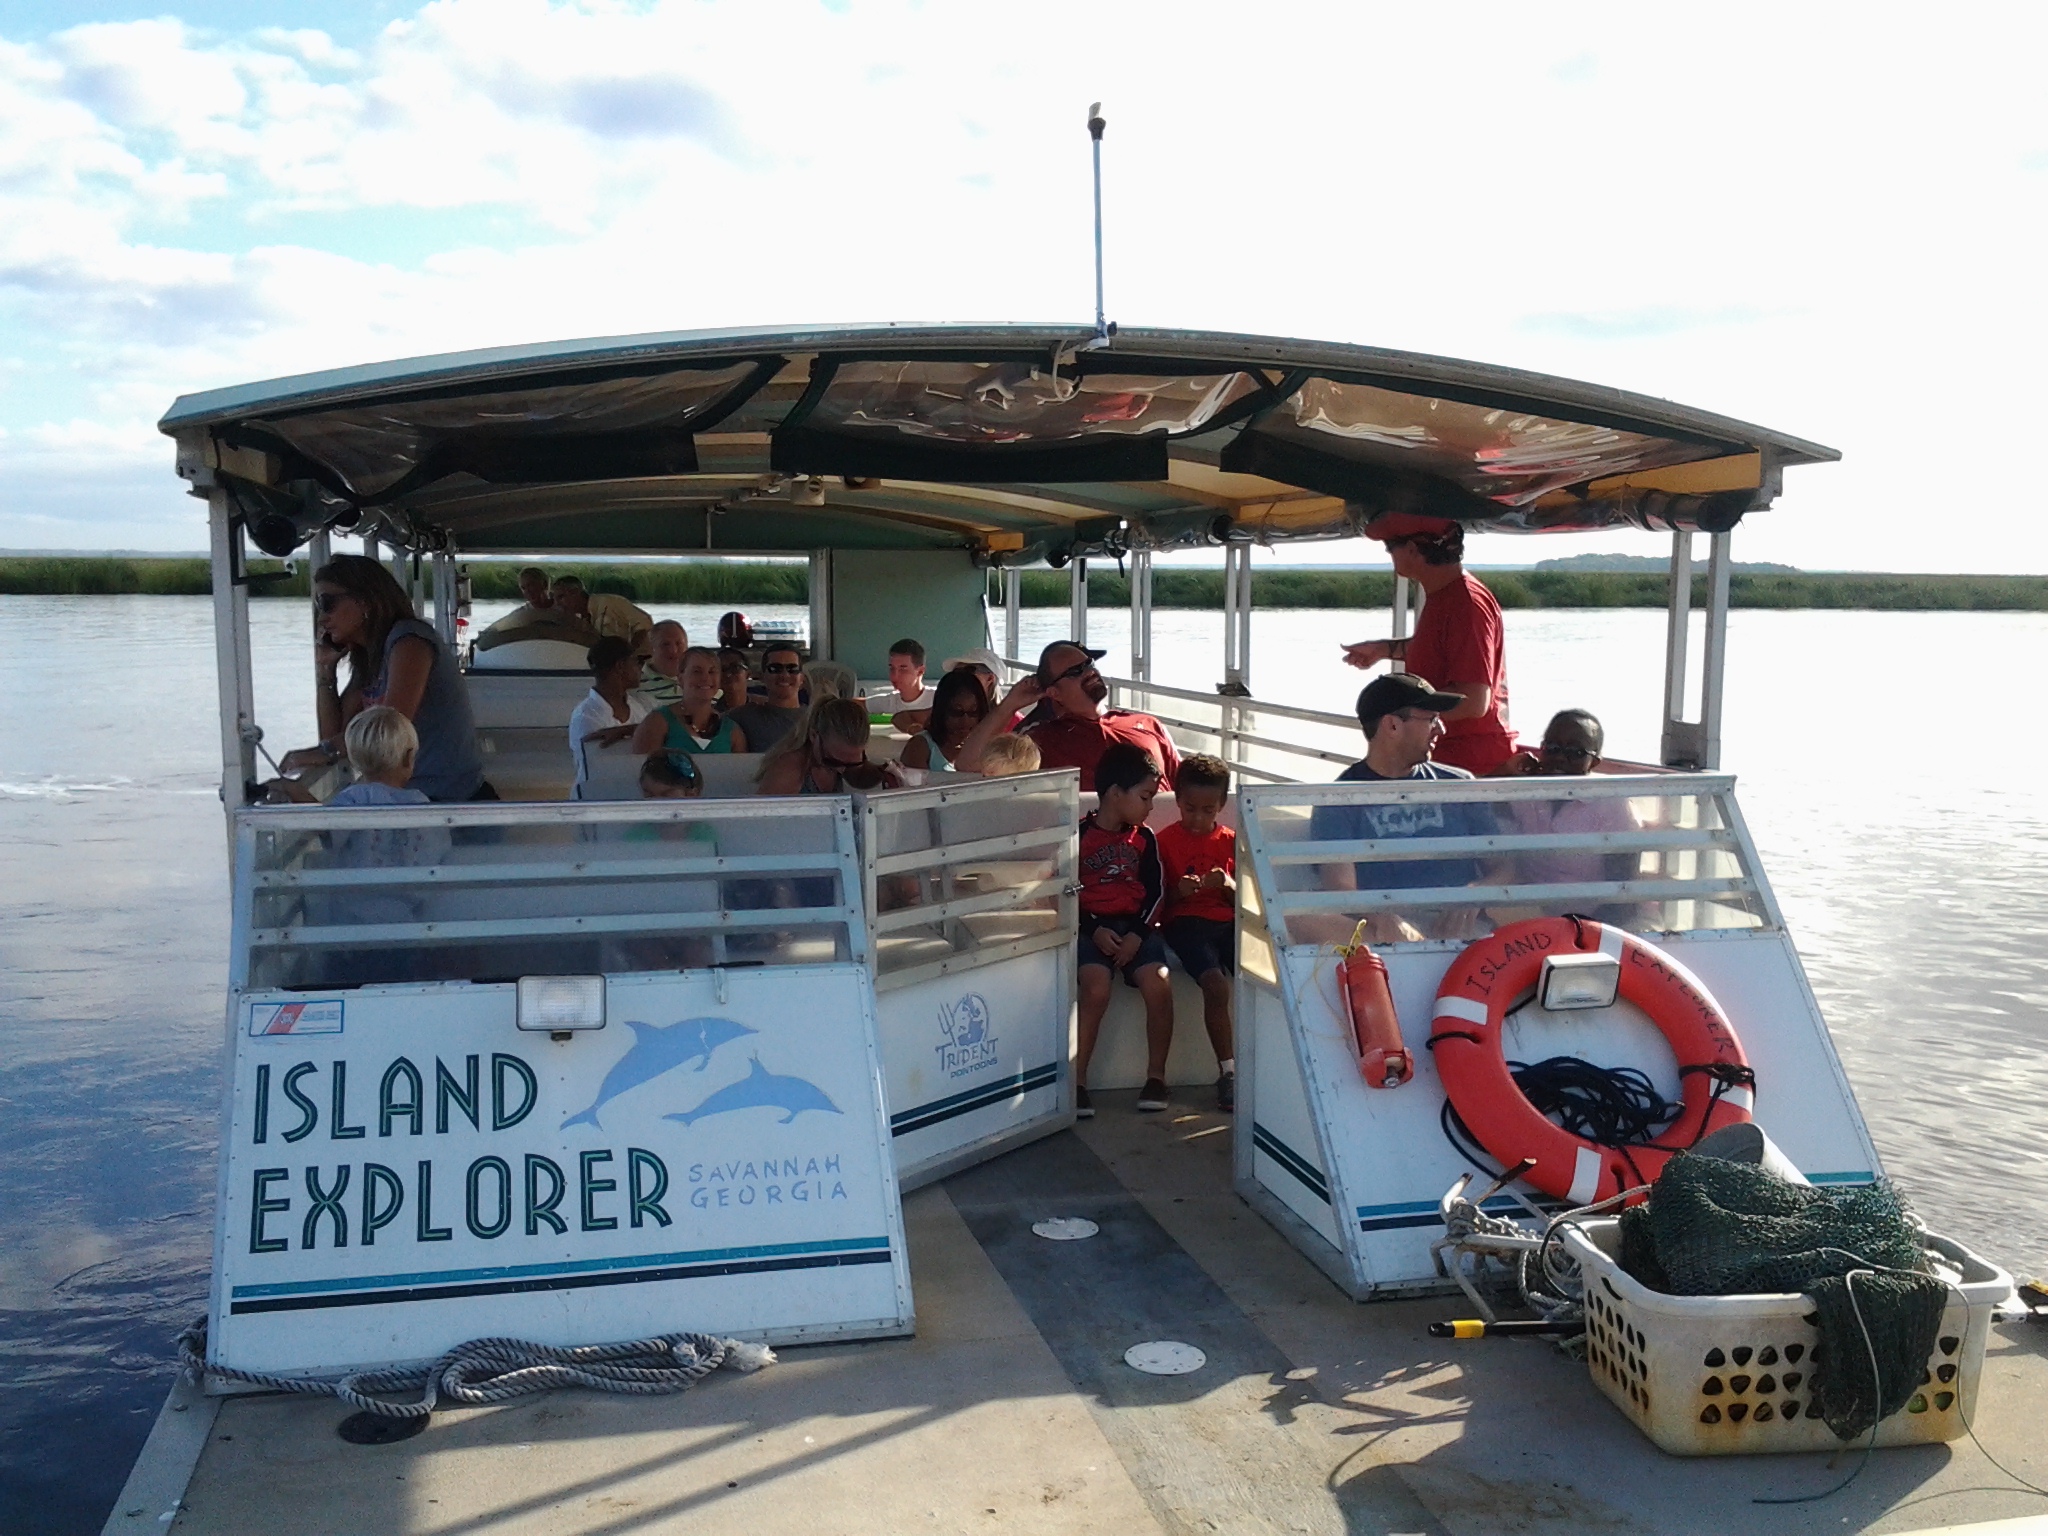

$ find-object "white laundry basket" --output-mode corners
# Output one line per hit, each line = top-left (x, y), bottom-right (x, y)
(1561, 1217), (2011, 1456)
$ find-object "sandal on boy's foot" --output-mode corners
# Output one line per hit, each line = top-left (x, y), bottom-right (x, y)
(1137, 1078), (1170, 1112)
(1075, 1086), (1094, 1120)
(1216, 1069), (1235, 1113)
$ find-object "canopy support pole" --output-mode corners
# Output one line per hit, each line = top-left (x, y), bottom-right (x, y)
(1220, 544), (1251, 695)
(1660, 531), (1694, 763)
(432, 550), (458, 647)
(308, 530), (332, 712)
(1392, 575), (1415, 645)
(1659, 530), (1732, 769)
(1003, 568), (1022, 667)
(1129, 547), (1153, 683)
(1069, 558), (1088, 648)
(208, 487), (256, 818)
(809, 551), (835, 661)
(1700, 531), (1732, 770)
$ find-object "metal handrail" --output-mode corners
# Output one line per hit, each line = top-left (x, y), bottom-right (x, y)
(998, 656), (1359, 735)
(996, 655), (1357, 785)
(1270, 875), (1757, 913)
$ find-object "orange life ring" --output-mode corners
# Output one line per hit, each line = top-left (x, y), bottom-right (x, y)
(1429, 917), (1753, 1206)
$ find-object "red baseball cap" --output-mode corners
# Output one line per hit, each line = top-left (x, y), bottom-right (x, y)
(1362, 512), (1459, 542)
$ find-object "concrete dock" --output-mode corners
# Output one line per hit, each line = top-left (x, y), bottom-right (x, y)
(115, 1094), (2048, 1534)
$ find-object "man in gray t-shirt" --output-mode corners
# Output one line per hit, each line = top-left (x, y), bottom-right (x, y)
(726, 642), (807, 752)
(1304, 673), (1500, 942)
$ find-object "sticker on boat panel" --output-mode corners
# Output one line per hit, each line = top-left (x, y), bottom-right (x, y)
(247, 1000), (344, 1037)
(561, 1017), (759, 1131)
(936, 992), (999, 1078)
(666, 1058), (842, 1127)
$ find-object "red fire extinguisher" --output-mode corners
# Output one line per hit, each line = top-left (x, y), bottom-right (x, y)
(1338, 925), (1411, 1088)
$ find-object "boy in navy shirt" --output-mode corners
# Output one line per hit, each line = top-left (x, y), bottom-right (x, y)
(1074, 743), (1174, 1116)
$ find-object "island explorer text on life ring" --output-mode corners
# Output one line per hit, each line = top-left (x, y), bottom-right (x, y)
(1428, 916), (1754, 1207)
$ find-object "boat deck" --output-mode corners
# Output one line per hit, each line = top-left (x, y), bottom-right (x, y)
(126, 1095), (2048, 1536)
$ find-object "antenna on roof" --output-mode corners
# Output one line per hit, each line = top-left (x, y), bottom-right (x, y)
(1087, 102), (1110, 342)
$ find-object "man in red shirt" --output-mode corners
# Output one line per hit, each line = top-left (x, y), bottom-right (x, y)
(1006, 641), (1181, 792)
(1340, 514), (1515, 775)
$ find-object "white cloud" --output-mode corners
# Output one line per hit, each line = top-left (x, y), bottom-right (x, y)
(0, 0), (2043, 568)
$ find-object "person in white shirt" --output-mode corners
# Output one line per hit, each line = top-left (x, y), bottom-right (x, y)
(869, 636), (935, 715)
(569, 637), (650, 798)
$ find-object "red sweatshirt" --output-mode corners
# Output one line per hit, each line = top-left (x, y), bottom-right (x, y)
(1077, 811), (1163, 922)
(1156, 821), (1236, 923)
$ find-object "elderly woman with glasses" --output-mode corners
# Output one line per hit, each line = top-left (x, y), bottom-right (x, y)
(277, 554), (490, 801)
(1497, 709), (1643, 904)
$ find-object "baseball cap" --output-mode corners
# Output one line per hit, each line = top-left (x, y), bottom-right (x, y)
(1035, 640), (1106, 682)
(1362, 512), (1459, 543)
(1357, 672), (1465, 720)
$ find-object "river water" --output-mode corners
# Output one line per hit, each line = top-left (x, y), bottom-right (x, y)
(2, 594), (2044, 1532)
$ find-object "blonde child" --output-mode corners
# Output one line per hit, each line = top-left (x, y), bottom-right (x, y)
(977, 733), (1041, 777)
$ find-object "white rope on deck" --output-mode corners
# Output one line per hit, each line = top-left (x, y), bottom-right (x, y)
(177, 1318), (774, 1420)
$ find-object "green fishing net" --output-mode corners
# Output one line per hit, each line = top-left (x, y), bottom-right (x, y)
(1618, 1154), (1948, 1441)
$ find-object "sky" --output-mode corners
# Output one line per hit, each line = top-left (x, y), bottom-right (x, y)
(0, 2), (2043, 571)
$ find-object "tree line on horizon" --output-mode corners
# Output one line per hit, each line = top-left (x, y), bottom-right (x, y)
(2, 555), (2044, 612)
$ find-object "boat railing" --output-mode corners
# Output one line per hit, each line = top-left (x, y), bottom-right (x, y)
(856, 770), (1080, 993)
(1233, 772), (1783, 949)
(997, 657), (1359, 785)
(230, 797), (867, 993)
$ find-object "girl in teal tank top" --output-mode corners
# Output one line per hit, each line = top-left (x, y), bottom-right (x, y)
(630, 646), (749, 765)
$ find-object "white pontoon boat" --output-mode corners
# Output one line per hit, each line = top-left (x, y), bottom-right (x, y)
(108, 325), (2044, 1536)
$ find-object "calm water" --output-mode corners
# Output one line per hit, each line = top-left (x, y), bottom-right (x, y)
(3, 595), (2045, 1532)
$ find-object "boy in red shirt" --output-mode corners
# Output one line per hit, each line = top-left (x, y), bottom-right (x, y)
(1156, 755), (1238, 1112)
(1074, 742), (1175, 1118)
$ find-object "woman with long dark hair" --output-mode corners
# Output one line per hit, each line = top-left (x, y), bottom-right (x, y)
(279, 553), (489, 801)
(901, 667), (989, 774)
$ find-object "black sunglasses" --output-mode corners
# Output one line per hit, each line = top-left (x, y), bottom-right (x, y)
(763, 662), (803, 675)
(1042, 659), (1095, 685)
(314, 592), (348, 614)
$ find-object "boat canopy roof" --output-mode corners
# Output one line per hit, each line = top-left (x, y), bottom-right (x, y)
(160, 323), (1838, 563)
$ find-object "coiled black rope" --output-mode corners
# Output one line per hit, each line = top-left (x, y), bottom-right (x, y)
(1440, 1054), (1683, 1181)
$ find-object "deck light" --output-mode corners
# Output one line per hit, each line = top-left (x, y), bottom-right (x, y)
(1537, 951), (1621, 1011)
(516, 975), (607, 1033)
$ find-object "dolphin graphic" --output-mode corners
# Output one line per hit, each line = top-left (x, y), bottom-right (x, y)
(560, 1016), (758, 1130)
(664, 1057), (843, 1127)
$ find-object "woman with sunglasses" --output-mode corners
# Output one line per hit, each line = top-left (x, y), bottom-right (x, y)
(279, 554), (489, 801)
(756, 697), (893, 795)
(901, 668), (989, 774)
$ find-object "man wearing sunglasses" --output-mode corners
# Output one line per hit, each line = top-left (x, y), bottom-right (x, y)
(976, 640), (1178, 792)
(1338, 513), (1515, 776)
(727, 643), (807, 751)
(1303, 673), (1501, 941)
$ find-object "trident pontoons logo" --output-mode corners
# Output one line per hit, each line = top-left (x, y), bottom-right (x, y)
(936, 993), (998, 1078)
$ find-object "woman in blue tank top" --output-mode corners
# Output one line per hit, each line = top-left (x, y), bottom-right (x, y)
(279, 554), (488, 801)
